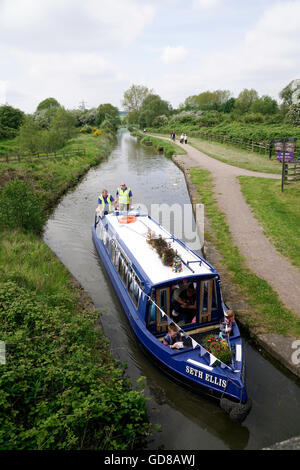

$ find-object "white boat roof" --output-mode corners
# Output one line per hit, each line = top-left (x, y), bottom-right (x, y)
(106, 213), (214, 285)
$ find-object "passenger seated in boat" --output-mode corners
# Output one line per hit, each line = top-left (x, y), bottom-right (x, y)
(163, 323), (184, 349)
(220, 310), (235, 337)
(172, 283), (196, 324)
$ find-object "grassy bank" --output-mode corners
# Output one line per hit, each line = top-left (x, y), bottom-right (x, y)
(0, 133), (116, 211)
(190, 167), (300, 338)
(130, 129), (186, 157)
(0, 132), (153, 449)
(188, 137), (281, 174)
(239, 177), (300, 270)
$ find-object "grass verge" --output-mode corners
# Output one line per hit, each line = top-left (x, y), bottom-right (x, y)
(190, 167), (300, 338)
(188, 137), (281, 174)
(239, 177), (300, 270)
(0, 133), (115, 212)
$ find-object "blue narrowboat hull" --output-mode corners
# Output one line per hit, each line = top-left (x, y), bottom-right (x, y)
(92, 221), (249, 408)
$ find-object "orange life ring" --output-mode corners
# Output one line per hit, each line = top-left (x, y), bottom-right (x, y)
(118, 216), (137, 224)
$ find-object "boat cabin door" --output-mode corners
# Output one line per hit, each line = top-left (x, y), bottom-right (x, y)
(155, 287), (170, 333)
(199, 279), (216, 323)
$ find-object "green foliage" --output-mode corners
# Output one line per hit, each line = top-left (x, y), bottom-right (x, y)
(0, 280), (151, 449)
(0, 104), (25, 130)
(18, 108), (76, 153)
(233, 89), (259, 114)
(202, 335), (233, 365)
(0, 179), (46, 233)
(287, 104), (300, 126)
(18, 115), (41, 153)
(138, 94), (171, 128)
(0, 105), (24, 140)
(279, 81), (295, 107)
(96, 103), (121, 130)
(249, 95), (278, 115)
(36, 97), (61, 112)
(184, 90), (231, 110)
(122, 84), (151, 113)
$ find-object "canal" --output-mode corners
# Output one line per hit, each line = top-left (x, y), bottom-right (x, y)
(43, 130), (300, 450)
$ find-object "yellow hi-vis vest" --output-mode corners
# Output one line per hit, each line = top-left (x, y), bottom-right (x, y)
(118, 187), (131, 205)
(99, 194), (113, 212)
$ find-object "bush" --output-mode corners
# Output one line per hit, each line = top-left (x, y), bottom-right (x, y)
(0, 280), (151, 449)
(0, 179), (46, 233)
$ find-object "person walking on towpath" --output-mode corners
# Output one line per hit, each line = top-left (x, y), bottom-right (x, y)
(116, 182), (133, 212)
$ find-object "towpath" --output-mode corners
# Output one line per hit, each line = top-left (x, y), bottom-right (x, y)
(150, 134), (300, 317)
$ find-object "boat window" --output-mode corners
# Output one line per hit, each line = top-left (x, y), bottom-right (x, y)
(111, 241), (119, 268)
(199, 279), (218, 323)
(132, 279), (140, 308)
(171, 280), (198, 325)
(105, 234), (110, 253)
(118, 255), (128, 286)
(99, 222), (104, 240)
(155, 287), (170, 332)
(127, 271), (140, 309)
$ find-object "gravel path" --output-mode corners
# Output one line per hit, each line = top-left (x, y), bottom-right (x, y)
(153, 135), (300, 316)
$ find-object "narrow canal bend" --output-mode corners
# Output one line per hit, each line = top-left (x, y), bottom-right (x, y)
(43, 130), (300, 450)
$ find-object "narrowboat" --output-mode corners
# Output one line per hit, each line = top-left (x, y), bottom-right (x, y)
(92, 209), (252, 422)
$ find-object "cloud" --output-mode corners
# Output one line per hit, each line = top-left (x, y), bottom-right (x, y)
(193, 0), (220, 9)
(0, 0), (156, 49)
(189, 1), (300, 97)
(161, 46), (188, 64)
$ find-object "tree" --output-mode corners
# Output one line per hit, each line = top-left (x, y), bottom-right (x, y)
(279, 81), (295, 107)
(234, 89), (259, 114)
(49, 107), (77, 147)
(19, 116), (41, 153)
(122, 84), (151, 113)
(287, 104), (300, 126)
(249, 95), (278, 115)
(0, 104), (24, 130)
(138, 94), (171, 128)
(220, 97), (236, 113)
(96, 103), (121, 130)
(36, 97), (61, 112)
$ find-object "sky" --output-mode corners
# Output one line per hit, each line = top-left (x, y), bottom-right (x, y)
(0, 0), (299, 113)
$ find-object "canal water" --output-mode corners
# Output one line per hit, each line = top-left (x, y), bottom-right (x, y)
(43, 130), (300, 450)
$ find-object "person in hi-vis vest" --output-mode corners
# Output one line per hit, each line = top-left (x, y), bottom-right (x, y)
(116, 182), (132, 212)
(97, 189), (116, 216)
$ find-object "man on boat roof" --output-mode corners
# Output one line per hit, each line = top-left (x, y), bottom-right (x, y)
(97, 189), (116, 216)
(116, 182), (132, 212)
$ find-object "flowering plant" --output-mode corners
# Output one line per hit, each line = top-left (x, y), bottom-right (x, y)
(146, 230), (177, 266)
(202, 334), (233, 365)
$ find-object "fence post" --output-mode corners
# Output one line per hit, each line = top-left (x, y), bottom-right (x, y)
(281, 152), (286, 192)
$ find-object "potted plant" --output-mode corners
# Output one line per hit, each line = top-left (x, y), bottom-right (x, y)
(202, 334), (233, 365)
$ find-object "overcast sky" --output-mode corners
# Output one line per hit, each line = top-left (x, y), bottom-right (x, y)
(0, 0), (299, 113)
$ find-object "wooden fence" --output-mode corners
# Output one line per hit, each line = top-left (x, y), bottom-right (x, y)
(282, 161), (300, 190)
(188, 131), (299, 160)
(0, 148), (86, 163)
